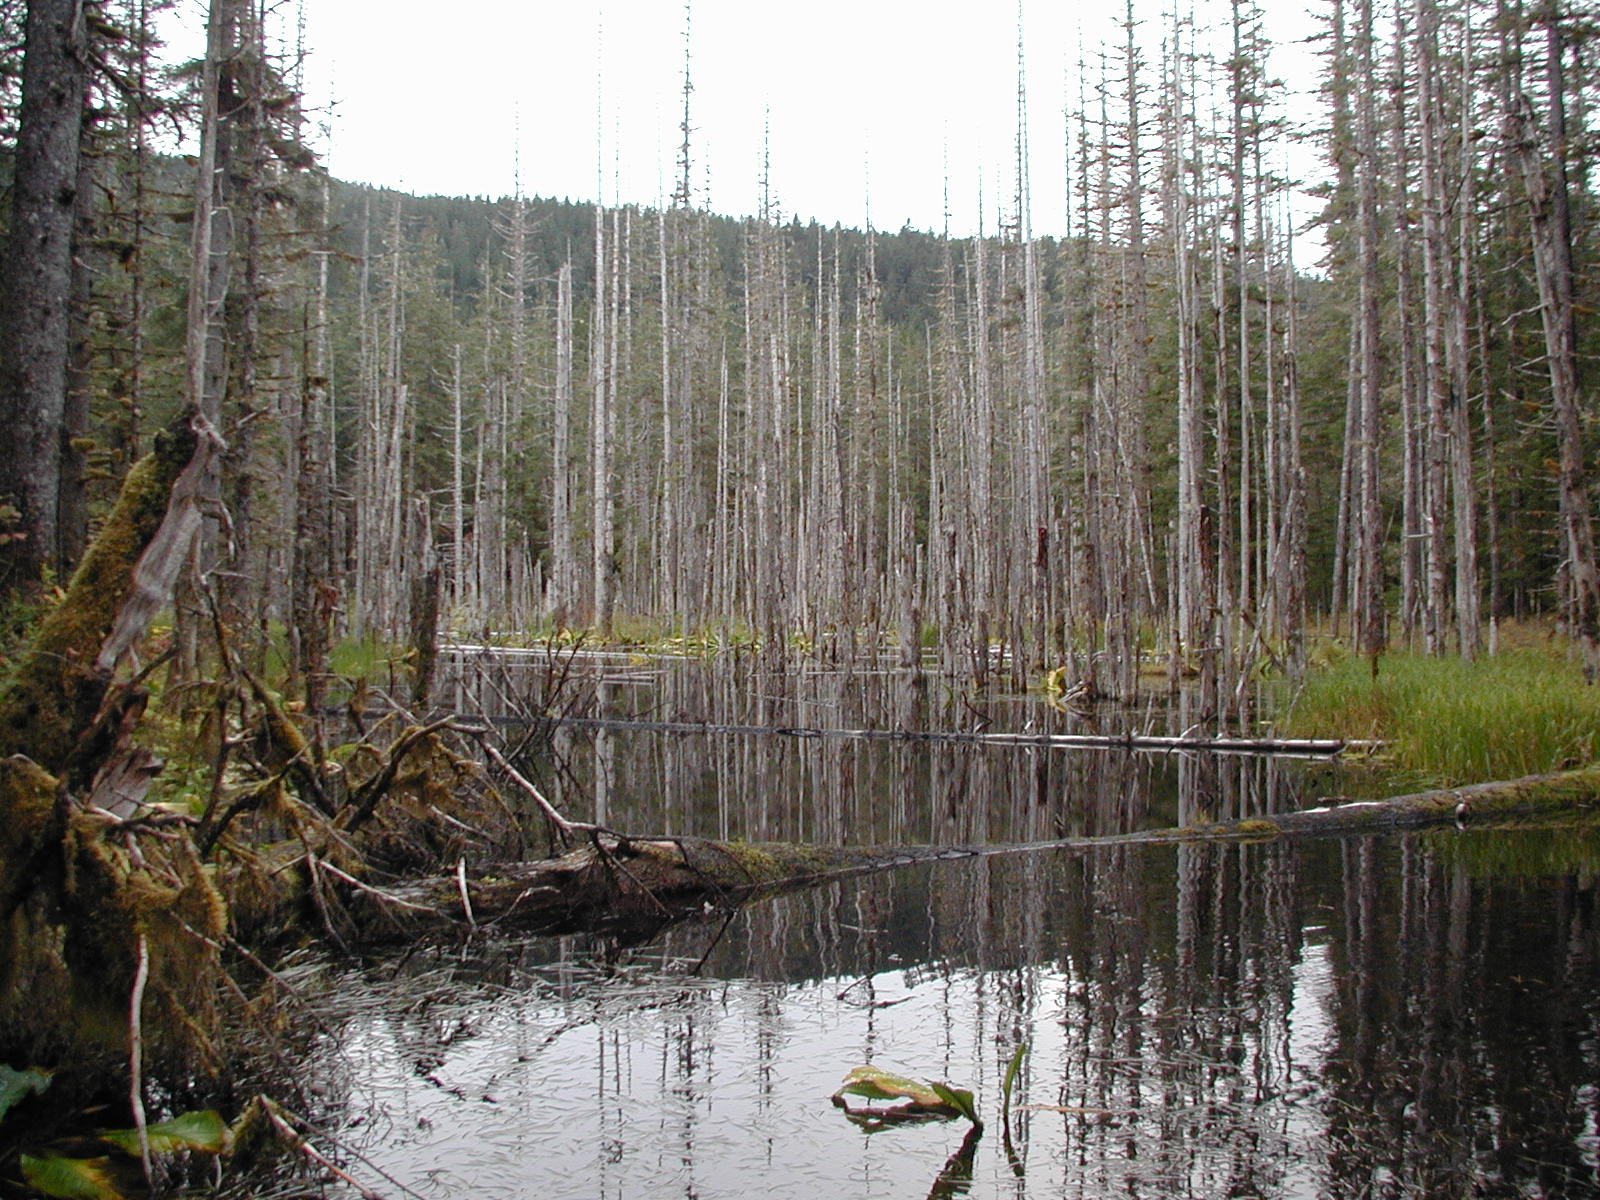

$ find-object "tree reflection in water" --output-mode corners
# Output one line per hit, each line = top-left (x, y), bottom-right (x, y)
(307, 657), (1600, 1197)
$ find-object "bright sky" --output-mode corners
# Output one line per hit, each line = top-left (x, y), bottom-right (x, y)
(167, 0), (1328, 239)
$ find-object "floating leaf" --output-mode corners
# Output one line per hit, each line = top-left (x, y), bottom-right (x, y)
(0, 1066), (53, 1125)
(833, 1066), (946, 1108)
(101, 1109), (230, 1156)
(19, 1153), (126, 1200)
(832, 1066), (981, 1126)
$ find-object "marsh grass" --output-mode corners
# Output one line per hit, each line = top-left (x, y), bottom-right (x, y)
(1284, 647), (1600, 784)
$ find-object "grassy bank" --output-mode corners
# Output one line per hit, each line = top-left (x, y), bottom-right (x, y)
(1283, 643), (1600, 785)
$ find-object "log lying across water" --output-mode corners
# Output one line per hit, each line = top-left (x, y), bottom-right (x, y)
(492, 715), (1356, 758)
(371, 766), (1600, 943)
(1154, 764), (1600, 839)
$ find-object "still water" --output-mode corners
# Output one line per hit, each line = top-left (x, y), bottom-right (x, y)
(307, 656), (1600, 1199)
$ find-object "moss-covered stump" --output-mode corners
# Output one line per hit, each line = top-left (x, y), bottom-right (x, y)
(0, 410), (206, 782)
(0, 408), (232, 1086)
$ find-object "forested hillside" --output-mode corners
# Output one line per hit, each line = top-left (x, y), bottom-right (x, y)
(3, 0), (1597, 718)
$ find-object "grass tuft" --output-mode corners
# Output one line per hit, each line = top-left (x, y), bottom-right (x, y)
(1284, 647), (1600, 785)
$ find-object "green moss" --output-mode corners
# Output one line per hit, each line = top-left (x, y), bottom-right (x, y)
(1234, 818), (1281, 835)
(713, 839), (848, 883)
(0, 412), (199, 777)
(0, 755), (60, 906)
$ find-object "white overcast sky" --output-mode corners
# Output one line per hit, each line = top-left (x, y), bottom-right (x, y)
(166, 0), (1328, 239)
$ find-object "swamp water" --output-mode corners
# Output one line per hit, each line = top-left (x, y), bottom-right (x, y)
(302, 656), (1600, 1198)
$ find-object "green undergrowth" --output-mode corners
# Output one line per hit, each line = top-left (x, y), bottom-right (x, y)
(1283, 646), (1600, 785)
(442, 617), (764, 658)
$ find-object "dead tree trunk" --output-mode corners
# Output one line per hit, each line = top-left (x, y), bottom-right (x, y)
(1507, 11), (1600, 680)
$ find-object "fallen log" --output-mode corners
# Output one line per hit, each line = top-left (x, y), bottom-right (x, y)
(468, 714), (1355, 758)
(358, 765), (1600, 943)
(1174, 765), (1600, 838)
(370, 836), (988, 941)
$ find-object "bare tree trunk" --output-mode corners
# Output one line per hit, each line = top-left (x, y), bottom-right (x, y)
(1507, 9), (1600, 679)
(0, 0), (93, 595)
(289, 170), (334, 717)
(1356, 0), (1386, 662)
(549, 261), (576, 625)
(1449, 3), (1482, 658)
(1325, 0), (1358, 638)
(1391, 0), (1424, 645)
(58, 143), (96, 577)
(449, 344), (466, 616)
(1415, 0), (1454, 654)
(1165, 16), (1208, 677)
(591, 204), (616, 635)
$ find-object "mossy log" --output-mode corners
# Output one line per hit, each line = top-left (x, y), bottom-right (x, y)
(366, 835), (983, 941)
(362, 766), (1600, 943)
(1157, 765), (1600, 842)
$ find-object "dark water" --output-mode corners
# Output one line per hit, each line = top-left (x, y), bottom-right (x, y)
(306, 657), (1600, 1199)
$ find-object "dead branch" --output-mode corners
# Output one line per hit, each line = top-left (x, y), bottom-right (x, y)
(475, 737), (589, 838)
(340, 718), (461, 834)
(314, 858), (435, 916)
(129, 933), (153, 1188)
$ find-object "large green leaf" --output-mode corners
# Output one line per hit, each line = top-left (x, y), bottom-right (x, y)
(831, 1066), (981, 1126)
(19, 1154), (126, 1200)
(0, 1066), (53, 1125)
(832, 1066), (946, 1107)
(101, 1109), (230, 1156)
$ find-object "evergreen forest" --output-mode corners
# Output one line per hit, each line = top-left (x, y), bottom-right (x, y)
(3, 0), (1598, 716)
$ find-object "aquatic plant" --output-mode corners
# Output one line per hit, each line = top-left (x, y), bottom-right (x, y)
(832, 1066), (981, 1128)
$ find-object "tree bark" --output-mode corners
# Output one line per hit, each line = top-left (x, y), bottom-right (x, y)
(1507, 10), (1600, 680)
(0, 0), (93, 594)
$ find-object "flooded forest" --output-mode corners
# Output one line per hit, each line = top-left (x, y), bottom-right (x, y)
(2, 0), (1600, 1196)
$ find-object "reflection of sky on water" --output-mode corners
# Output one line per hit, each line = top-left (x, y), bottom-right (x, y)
(293, 661), (1600, 1197)
(332, 964), (1323, 1198)
(312, 831), (1600, 1199)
